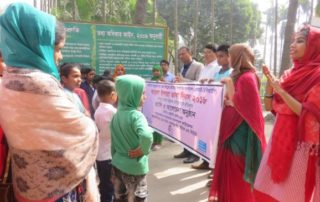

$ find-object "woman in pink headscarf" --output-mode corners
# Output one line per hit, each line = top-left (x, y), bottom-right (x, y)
(209, 44), (266, 202)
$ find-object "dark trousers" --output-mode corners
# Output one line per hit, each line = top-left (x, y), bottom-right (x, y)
(183, 148), (192, 156)
(97, 160), (114, 202)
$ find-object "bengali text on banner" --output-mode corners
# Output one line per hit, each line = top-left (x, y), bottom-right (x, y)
(142, 81), (224, 162)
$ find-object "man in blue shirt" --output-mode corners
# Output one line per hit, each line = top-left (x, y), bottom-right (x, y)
(160, 59), (174, 83)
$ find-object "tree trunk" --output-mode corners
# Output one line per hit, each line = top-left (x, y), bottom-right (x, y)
(269, 33), (273, 71)
(263, 23), (268, 62)
(34, 0), (37, 8)
(211, 0), (215, 44)
(309, 0), (314, 23)
(134, 0), (148, 25)
(153, 0), (157, 25)
(102, 0), (106, 23)
(107, 0), (112, 23)
(193, 0), (199, 56)
(315, 0), (320, 17)
(54, 0), (57, 10)
(174, 0), (179, 74)
(273, 0), (278, 76)
(72, 0), (76, 21)
(252, 8), (258, 47)
(280, 0), (299, 76)
(229, 0), (233, 44)
(40, 0), (43, 11)
(297, 7), (301, 24)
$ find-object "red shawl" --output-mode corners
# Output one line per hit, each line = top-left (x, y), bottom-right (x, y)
(210, 71), (266, 199)
(74, 87), (90, 112)
(219, 71), (266, 147)
(268, 26), (320, 183)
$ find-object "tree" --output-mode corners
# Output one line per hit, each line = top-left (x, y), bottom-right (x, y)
(134, 0), (148, 24)
(280, 0), (299, 76)
(309, 0), (314, 23)
(174, 0), (179, 73)
(274, 0), (278, 76)
(192, 0), (199, 55)
(157, 0), (262, 59)
(211, 0), (215, 44)
(316, 0), (320, 16)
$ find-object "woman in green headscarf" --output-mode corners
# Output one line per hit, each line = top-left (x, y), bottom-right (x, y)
(151, 64), (164, 82)
(150, 64), (164, 150)
(0, 3), (99, 202)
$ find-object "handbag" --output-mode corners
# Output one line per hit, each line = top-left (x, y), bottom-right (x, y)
(0, 150), (15, 202)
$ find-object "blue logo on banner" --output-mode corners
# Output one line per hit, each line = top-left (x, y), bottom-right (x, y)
(198, 140), (207, 153)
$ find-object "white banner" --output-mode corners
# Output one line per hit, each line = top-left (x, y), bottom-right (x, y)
(142, 81), (224, 162)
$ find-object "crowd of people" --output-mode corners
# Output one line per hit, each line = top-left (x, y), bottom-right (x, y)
(0, 2), (320, 202)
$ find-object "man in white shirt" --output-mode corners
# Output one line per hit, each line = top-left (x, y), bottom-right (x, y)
(198, 44), (220, 83)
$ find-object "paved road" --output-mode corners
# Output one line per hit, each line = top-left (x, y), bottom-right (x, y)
(147, 122), (274, 202)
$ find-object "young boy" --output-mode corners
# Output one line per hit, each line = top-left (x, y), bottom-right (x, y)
(213, 44), (232, 81)
(94, 80), (117, 202)
(110, 75), (153, 202)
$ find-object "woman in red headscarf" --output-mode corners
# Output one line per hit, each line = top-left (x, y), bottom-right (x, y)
(254, 25), (320, 202)
(208, 44), (266, 202)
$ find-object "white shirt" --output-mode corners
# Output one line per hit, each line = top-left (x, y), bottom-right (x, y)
(94, 102), (117, 161)
(198, 60), (220, 81)
(92, 90), (100, 110)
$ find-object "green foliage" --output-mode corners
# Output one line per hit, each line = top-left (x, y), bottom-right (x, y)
(316, 0), (320, 16)
(53, 0), (262, 60)
(77, 0), (96, 21)
(157, 0), (262, 58)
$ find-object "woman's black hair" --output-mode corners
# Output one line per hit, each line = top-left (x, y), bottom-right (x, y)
(81, 65), (94, 75)
(92, 75), (104, 85)
(55, 20), (66, 45)
(160, 59), (169, 65)
(60, 63), (81, 78)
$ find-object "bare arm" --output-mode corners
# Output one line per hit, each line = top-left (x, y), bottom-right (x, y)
(221, 77), (235, 106)
(274, 82), (302, 115)
(264, 80), (273, 111)
(263, 65), (302, 115)
(263, 65), (274, 111)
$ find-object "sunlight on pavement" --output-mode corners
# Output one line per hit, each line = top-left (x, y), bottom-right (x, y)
(170, 180), (208, 195)
(154, 167), (193, 179)
(181, 171), (210, 181)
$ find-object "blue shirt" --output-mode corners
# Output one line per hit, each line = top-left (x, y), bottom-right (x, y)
(213, 68), (232, 81)
(64, 89), (85, 113)
(163, 72), (175, 83)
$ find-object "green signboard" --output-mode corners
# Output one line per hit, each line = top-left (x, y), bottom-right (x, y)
(62, 22), (167, 78)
